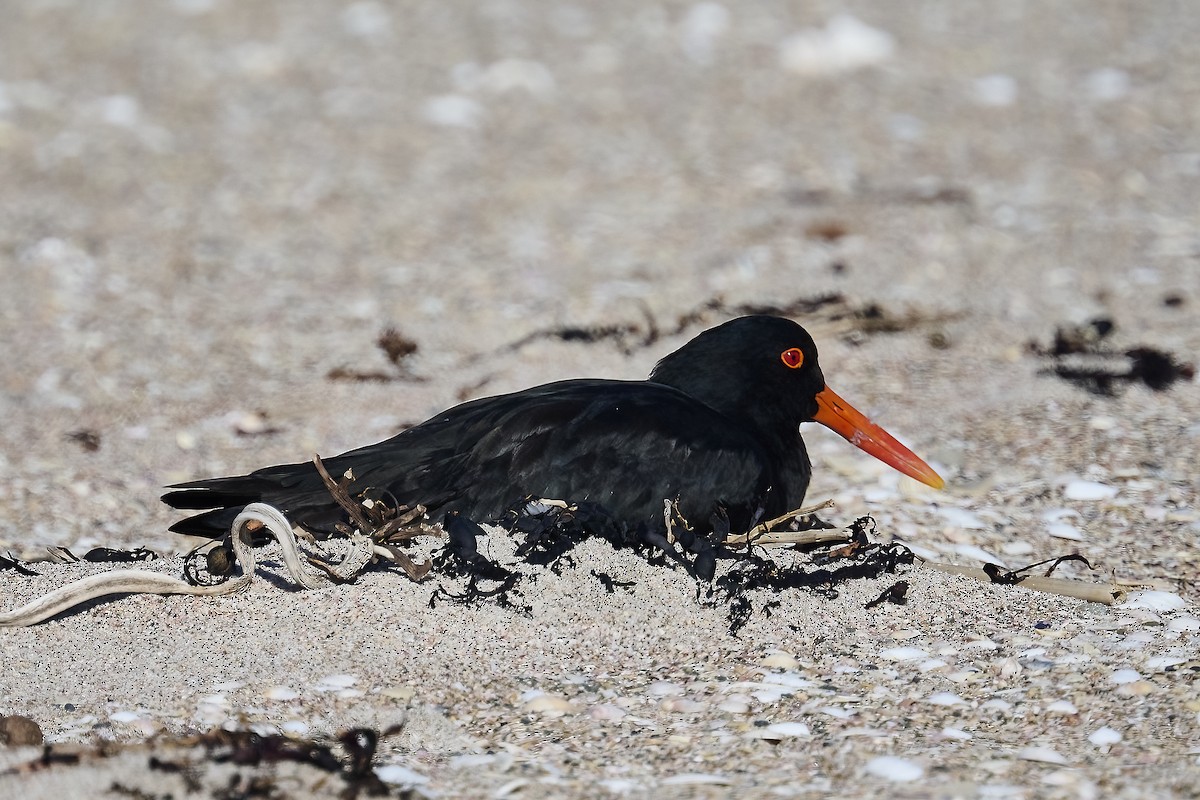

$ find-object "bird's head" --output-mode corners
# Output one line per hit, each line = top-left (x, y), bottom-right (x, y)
(650, 315), (944, 489)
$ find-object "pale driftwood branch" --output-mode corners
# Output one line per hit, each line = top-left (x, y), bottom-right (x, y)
(724, 499), (838, 547)
(918, 559), (1123, 605)
(0, 504), (377, 628)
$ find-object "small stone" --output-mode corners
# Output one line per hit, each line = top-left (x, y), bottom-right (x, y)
(1047, 522), (1085, 541)
(973, 74), (1018, 107)
(955, 544), (1005, 565)
(661, 698), (706, 713)
(0, 715), (44, 746)
(376, 764), (430, 787)
(1019, 746), (1068, 765)
(880, 647), (928, 662)
(763, 721), (811, 738)
(422, 94), (482, 128)
(175, 431), (197, 450)
(1116, 680), (1155, 697)
(315, 674), (357, 691)
(646, 681), (686, 697)
(1063, 480), (1117, 501)
(927, 692), (968, 706)
(1110, 668), (1141, 685)
(1088, 726), (1123, 746)
(661, 773), (732, 786)
(938, 507), (988, 529)
(1045, 700), (1078, 715)
(588, 704), (626, 721)
(865, 755), (923, 782)
(523, 695), (576, 715)
(1121, 591), (1188, 611)
(818, 706), (855, 719)
(761, 652), (800, 670)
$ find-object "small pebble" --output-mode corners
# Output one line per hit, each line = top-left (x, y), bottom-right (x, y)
(0, 715), (44, 746)
(864, 755), (924, 782)
(1116, 680), (1155, 697)
(661, 698), (706, 713)
(523, 695), (576, 715)
(1121, 591), (1188, 611)
(973, 74), (1018, 107)
(315, 674), (357, 691)
(1088, 726), (1123, 746)
(955, 544), (1005, 565)
(880, 646), (928, 662)
(778, 14), (895, 76)
(938, 507), (988, 529)
(1047, 522), (1084, 541)
(763, 721), (810, 738)
(818, 706), (855, 719)
(589, 703), (626, 721)
(1063, 480), (1118, 501)
(927, 692), (968, 706)
(375, 764), (430, 787)
(646, 681), (686, 697)
(1110, 668), (1141, 685)
(1018, 746), (1068, 765)
(661, 773), (732, 786)
(761, 652), (800, 670)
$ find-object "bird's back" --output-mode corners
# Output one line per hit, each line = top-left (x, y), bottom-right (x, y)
(164, 378), (800, 537)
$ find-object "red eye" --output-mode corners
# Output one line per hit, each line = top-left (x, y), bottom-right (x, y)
(781, 347), (804, 369)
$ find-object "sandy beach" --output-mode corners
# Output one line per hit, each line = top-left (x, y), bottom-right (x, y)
(2, 1), (1198, 797)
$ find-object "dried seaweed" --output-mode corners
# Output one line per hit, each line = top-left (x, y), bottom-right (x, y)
(66, 429), (102, 452)
(327, 327), (425, 383)
(981, 553), (1095, 586)
(1, 552), (39, 576)
(491, 293), (961, 362)
(714, 516), (917, 636)
(865, 580), (910, 609)
(1029, 318), (1195, 395)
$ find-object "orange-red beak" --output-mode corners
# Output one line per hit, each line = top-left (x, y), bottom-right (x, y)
(812, 386), (945, 489)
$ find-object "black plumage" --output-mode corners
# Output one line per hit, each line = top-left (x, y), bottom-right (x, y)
(163, 316), (941, 539)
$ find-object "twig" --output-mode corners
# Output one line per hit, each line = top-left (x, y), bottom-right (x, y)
(311, 454), (375, 533)
(725, 500), (838, 546)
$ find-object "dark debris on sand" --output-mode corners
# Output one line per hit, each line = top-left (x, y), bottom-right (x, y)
(1029, 317), (1195, 395)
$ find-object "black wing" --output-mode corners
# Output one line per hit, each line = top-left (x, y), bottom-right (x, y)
(163, 379), (782, 537)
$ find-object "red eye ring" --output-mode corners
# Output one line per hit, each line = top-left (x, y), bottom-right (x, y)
(781, 347), (804, 369)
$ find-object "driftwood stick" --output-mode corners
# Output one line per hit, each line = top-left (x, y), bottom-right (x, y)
(918, 559), (1123, 605)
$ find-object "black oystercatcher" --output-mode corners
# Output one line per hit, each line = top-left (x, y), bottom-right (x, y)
(163, 316), (943, 540)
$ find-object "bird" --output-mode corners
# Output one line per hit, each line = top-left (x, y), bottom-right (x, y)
(163, 316), (943, 546)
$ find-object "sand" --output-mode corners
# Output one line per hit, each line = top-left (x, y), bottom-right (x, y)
(1, 1), (1198, 797)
